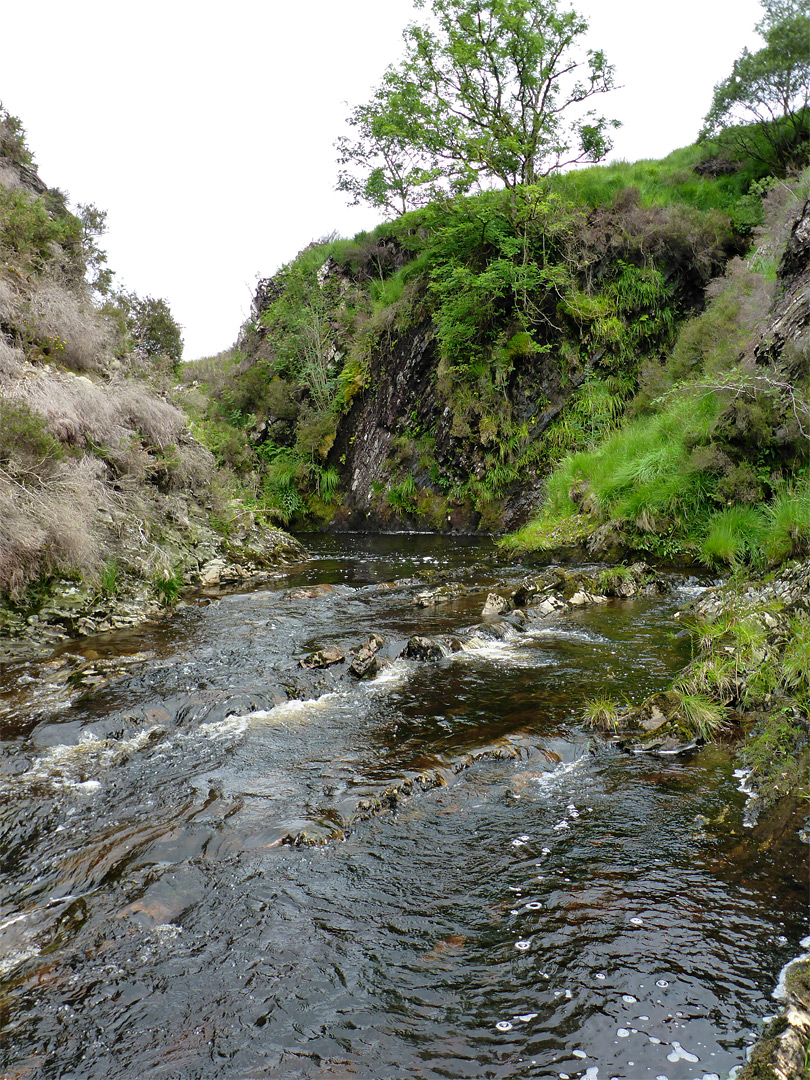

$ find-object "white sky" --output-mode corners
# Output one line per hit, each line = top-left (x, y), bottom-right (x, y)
(3, 0), (762, 359)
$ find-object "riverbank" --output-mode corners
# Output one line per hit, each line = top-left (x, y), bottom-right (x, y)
(0, 519), (307, 653)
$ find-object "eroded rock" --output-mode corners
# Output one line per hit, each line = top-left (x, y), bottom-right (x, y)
(349, 634), (384, 679)
(482, 593), (511, 616)
(299, 646), (346, 670)
(401, 636), (444, 662)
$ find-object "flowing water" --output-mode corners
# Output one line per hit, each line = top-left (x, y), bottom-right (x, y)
(0, 535), (806, 1080)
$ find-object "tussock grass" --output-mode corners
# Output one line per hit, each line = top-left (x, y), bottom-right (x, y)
(0, 337), (26, 380)
(24, 279), (111, 372)
(672, 690), (726, 741)
(699, 505), (767, 568)
(581, 696), (621, 731)
(0, 457), (112, 598)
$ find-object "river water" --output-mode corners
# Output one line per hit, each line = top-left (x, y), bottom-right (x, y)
(0, 535), (806, 1080)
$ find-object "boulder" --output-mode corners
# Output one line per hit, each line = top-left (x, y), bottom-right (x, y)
(482, 593), (511, 616)
(401, 636), (444, 662)
(299, 646), (345, 670)
(349, 634), (384, 679)
(414, 582), (466, 607)
(568, 590), (608, 607)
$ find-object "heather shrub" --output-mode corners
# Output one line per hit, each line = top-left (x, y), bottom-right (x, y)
(0, 398), (65, 476)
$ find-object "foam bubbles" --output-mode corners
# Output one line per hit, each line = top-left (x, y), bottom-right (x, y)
(515, 940), (531, 950)
(572, 1049), (587, 1059)
(622, 994), (637, 1004)
(666, 1041), (699, 1064)
(516, 1012), (538, 1022)
(630, 917), (644, 925)
(655, 979), (669, 987)
(496, 1020), (513, 1032)
(525, 901), (542, 910)
(616, 1028), (630, 1038)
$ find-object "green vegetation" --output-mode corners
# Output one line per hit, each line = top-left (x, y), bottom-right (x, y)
(503, 165), (809, 565)
(581, 695), (620, 731)
(337, 0), (618, 213)
(670, 690), (726, 741)
(701, 0), (809, 174)
(0, 105), (289, 624)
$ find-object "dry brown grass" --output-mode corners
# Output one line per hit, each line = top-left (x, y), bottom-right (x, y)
(112, 380), (186, 448)
(0, 337), (26, 381)
(0, 457), (112, 598)
(24, 279), (111, 372)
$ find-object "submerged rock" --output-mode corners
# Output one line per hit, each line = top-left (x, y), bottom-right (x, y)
(287, 583), (335, 600)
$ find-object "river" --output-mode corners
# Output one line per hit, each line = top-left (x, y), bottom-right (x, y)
(0, 534), (806, 1079)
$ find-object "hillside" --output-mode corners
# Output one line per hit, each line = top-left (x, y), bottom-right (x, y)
(186, 138), (807, 551)
(0, 107), (305, 645)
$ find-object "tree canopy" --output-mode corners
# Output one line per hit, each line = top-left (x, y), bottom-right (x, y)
(700, 0), (810, 171)
(336, 0), (618, 214)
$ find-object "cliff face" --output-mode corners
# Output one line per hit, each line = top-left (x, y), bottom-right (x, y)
(0, 109), (306, 647)
(230, 170), (750, 535)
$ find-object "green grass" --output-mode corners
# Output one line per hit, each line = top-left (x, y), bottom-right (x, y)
(551, 139), (767, 216)
(581, 695), (621, 732)
(699, 505), (767, 569)
(671, 690), (726, 741)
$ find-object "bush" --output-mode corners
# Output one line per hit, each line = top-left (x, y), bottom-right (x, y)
(0, 398), (65, 474)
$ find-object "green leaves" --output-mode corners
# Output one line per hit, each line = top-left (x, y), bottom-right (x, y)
(336, 0), (619, 213)
(700, 0), (810, 172)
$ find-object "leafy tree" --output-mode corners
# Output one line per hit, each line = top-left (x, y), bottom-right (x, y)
(336, 77), (446, 215)
(336, 0), (619, 214)
(77, 203), (114, 296)
(700, 0), (810, 171)
(116, 291), (184, 362)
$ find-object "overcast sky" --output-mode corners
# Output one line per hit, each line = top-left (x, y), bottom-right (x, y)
(4, 0), (762, 359)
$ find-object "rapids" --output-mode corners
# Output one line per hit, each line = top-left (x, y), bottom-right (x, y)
(0, 535), (806, 1079)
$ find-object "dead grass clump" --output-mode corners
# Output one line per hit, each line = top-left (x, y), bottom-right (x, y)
(164, 438), (216, 492)
(25, 280), (111, 372)
(112, 380), (186, 448)
(18, 368), (118, 448)
(0, 457), (110, 598)
(0, 337), (26, 382)
(0, 274), (23, 331)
